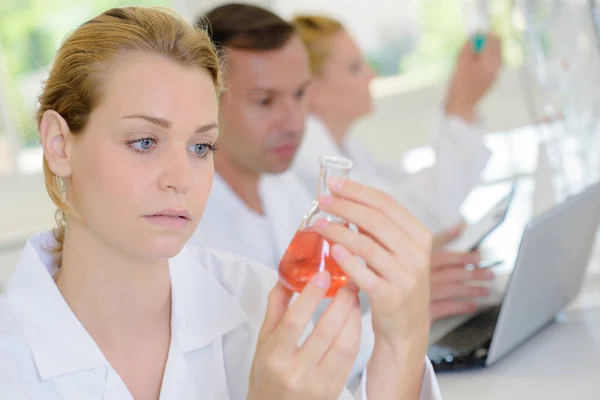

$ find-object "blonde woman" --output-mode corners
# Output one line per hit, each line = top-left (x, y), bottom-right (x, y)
(0, 7), (441, 399)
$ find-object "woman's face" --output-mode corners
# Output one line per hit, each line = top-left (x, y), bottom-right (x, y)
(44, 52), (219, 260)
(313, 30), (375, 122)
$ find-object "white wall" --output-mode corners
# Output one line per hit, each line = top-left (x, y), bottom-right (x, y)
(171, 0), (272, 21)
(0, 172), (54, 244)
(0, 173), (54, 290)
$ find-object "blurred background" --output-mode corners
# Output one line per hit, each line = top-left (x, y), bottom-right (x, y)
(3, 0), (600, 263)
(4, 2), (600, 398)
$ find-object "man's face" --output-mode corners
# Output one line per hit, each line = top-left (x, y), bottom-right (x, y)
(217, 35), (312, 174)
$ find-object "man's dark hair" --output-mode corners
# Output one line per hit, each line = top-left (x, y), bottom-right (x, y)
(196, 3), (296, 51)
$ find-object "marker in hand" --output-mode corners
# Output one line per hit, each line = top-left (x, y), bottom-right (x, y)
(472, 32), (486, 54)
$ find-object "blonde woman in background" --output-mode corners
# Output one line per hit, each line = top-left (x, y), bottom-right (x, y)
(291, 15), (501, 322)
(0, 7), (442, 400)
(291, 15), (502, 235)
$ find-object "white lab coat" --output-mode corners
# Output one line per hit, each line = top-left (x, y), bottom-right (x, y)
(291, 114), (492, 233)
(0, 231), (442, 400)
(190, 172), (312, 269)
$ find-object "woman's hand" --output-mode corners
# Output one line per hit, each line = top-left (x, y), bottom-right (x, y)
(430, 250), (494, 321)
(248, 271), (362, 400)
(313, 178), (433, 399)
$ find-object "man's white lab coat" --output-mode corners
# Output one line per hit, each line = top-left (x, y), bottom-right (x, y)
(190, 172), (313, 269)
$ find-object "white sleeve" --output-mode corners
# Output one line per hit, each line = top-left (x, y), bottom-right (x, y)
(344, 114), (490, 234)
(419, 357), (444, 400)
(350, 358), (443, 400)
(353, 368), (368, 400)
(347, 298), (374, 383)
(389, 114), (491, 233)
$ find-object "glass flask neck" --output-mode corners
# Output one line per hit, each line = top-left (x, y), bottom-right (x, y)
(317, 156), (353, 197)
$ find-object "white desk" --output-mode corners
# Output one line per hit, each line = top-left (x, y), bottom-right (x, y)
(436, 305), (600, 399)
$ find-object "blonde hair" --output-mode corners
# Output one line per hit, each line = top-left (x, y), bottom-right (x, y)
(37, 7), (222, 252)
(292, 15), (344, 76)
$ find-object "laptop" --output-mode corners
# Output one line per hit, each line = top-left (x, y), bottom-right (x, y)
(428, 180), (600, 371)
(445, 183), (516, 253)
(532, 141), (556, 217)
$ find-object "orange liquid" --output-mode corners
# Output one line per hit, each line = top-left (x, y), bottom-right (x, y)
(278, 229), (348, 297)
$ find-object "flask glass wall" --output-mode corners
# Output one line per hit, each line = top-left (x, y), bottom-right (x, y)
(278, 156), (354, 297)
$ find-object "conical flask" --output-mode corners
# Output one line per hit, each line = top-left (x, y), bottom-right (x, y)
(279, 156), (354, 297)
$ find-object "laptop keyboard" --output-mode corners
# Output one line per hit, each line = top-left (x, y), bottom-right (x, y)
(428, 305), (501, 368)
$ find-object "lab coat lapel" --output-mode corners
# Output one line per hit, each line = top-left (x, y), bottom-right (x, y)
(157, 339), (204, 400)
(167, 246), (249, 399)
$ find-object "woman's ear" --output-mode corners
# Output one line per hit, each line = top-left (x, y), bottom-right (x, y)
(40, 110), (74, 178)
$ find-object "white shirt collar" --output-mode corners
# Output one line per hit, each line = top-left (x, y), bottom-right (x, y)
(5, 231), (248, 380)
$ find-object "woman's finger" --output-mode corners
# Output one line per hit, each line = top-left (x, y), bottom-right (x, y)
(431, 251), (480, 269)
(271, 271), (332, 354)
(297, 284), (358, 366)
(324, 178), (431, 252)
(314, 220), (402, 283)
(432, 222), (466, 250)
(317, 197), (428, 271)
(430, 282), (490, 302)
(329, 242), (417, 301)
(318, 195), (404, 256)
(430, 265), (495, 284)
(257, 282), (296, 346)
(316, 304), (362, 395)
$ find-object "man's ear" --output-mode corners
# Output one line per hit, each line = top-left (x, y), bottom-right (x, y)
(40, 110), (74, 178)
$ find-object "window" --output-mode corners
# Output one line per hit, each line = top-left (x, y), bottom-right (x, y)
(0, 0), (167, 173)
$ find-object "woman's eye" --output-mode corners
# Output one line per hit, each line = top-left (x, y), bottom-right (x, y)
(195, 144), (208, 156)
(349, 62), (361, 73)
(190, 143), (215, 157)
(129, 137), (156, 152)
(258, 97), (272, 107)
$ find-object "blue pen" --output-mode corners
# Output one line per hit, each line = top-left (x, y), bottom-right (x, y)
(472, 32), (486, 54)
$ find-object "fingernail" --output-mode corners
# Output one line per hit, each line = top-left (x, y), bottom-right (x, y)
(472, 253), (482, 264)
(314, 271), (331, 289)
(483, 270), (495, 279)
(479, 287), (490, 296)
(318, 196), (333, 206)
(332, 244), (346, 260)
(328, 177), (344, 190)
(315, 219), (329, 229)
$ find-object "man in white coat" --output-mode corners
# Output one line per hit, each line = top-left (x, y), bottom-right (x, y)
(290, 15), (502, 235)
(190, 1), (493, 384)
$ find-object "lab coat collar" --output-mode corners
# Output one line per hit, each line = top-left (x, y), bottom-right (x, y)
(6, 232), (108, 380)
(210, 173), (254, 215)
(169, 244), (248, 353)
(259, 173), (308, 263)
(210, 171), (296, 266)
(6, 231), (248, 380)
